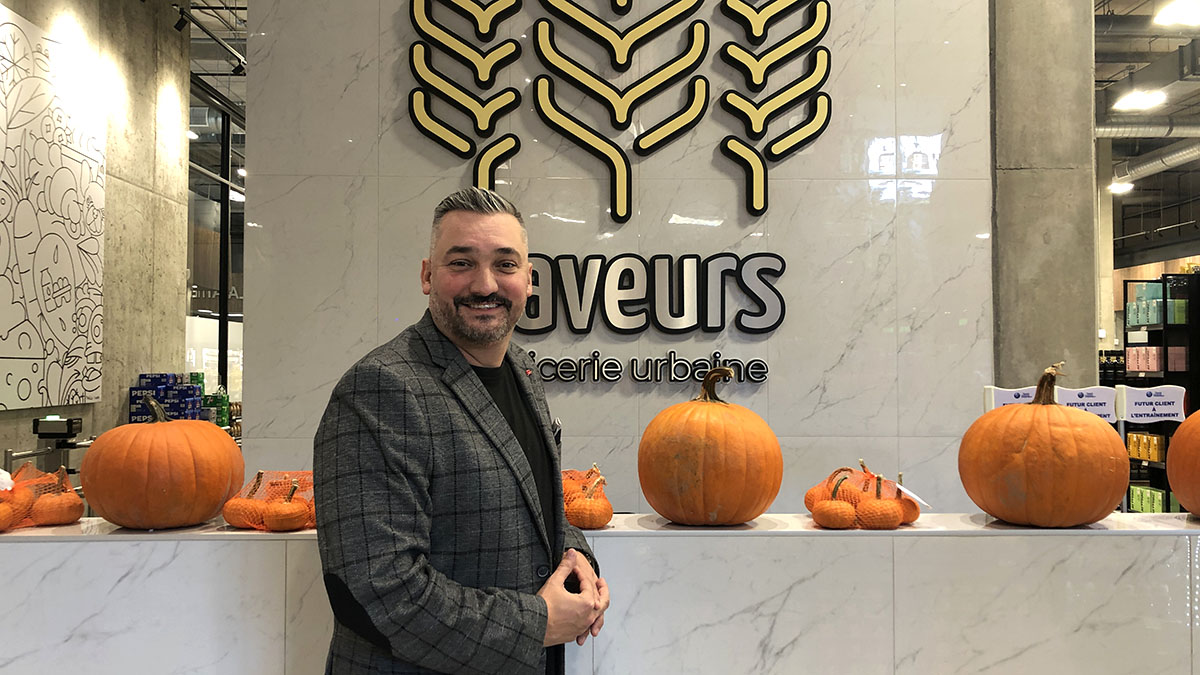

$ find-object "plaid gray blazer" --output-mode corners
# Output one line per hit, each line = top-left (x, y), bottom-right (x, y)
(314, 311), (595, 674)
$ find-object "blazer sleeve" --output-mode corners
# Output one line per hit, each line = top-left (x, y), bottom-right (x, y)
(563, 525), (599, 576)
(314, 359), (547, 674)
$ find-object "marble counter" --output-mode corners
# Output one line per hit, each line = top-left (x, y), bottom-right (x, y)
(2, 514), (1197, 674)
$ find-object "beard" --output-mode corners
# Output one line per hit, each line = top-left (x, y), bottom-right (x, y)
(430, 291), (520, 347)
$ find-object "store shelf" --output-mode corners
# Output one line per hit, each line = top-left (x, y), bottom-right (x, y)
(1127, 371), (1165, 378)
(1129, 458), (1166, 470)
(1126, 324), (1164, 331)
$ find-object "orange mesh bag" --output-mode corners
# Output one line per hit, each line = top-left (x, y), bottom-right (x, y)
(0, 463), (83, 530)
(221, 470), (315, 531)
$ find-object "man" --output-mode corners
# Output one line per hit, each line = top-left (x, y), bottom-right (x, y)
(314, 188), (609, 674)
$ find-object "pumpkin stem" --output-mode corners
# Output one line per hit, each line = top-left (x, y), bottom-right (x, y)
(824, 466), (855, 487)
(1032, 361), (1066, 405)
(583, 476), (607, 499)
(284, 478), (299, 503)
(875, 476), (883, 500)
(142, 396), (173, 423)
(246, 470), (264, 498)
(859, 459), (875, 477)
(830, 475), (849, 499)
(55, 465), (71, 492)
(695, 367), (735, 404)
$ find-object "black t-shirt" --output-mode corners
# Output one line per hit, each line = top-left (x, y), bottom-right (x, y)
(472, 363), (556, 547)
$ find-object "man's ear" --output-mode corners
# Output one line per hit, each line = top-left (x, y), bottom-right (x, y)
(421, 259), (432, 295)
(524, 261), (533, 298)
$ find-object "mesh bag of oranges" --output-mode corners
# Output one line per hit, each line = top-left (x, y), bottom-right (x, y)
(221, 470), (315, 531)
(0, 462), (85, 531)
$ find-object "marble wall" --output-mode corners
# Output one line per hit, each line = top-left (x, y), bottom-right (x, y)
(246, 0), (992, 513)
(0, 0), (190, 452)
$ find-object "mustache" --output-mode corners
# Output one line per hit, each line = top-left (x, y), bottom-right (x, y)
(454, 294), (512, 309)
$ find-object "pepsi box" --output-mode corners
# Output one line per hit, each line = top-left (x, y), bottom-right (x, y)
(138, 373), (177, 388)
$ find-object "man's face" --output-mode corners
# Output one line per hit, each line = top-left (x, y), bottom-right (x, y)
(421, 210), (532, 349)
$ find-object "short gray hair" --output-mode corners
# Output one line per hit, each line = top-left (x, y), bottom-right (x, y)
(430, 188), (526, 256)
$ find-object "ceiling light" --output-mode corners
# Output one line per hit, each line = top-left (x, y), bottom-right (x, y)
(1109, 181), (1135, 194)
(237, 168), (247, 177)
(230, 190), (245, 202)
(1113, 89), (1167, 111)
(186, 130), (199, 140)
(1155, 0), (1200, 26)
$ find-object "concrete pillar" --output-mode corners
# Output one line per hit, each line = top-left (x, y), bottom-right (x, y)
(992, 0), (1098, 387)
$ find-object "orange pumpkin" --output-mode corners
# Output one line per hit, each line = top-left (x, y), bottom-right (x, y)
(1165, 410), (1200, 513)
(0, 503), (14, 531)
(958, 362), (1128, 527)
(566, 477), (612, 529)
(856, 476), (903, 530)
(896, 472), (920, 525)
(638, 367), (783, 525)
(262, 479), (310, 531)
(811, 476), (857, 529)
(80, 397), (245, 529)
(804, 467), (855, 512)
(30, 467), (85, 526)
(223, 471), (266, 529)
(0, 485), (35, 524)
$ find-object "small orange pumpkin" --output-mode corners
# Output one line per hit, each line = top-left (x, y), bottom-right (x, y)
(566, 477), (612, 529)
(223, 471), (266, 529)
(804, 466), (855, 511)
(958, 362), (1128, 527)
(30, 467), (85, 526)
(638, 367), (782, 525)
(0, 485), (35, 524)
(856, 476), (903, 530)
(812, 477), (857, 529)
(896, 472), (920, 525)
(262, 479), (310, 531)
(0, 503), (14, 531)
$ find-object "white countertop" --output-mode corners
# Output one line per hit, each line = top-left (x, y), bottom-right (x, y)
(3, 512), (1200, 541)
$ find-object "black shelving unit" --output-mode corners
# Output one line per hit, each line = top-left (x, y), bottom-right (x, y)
(1121, 274), (1200, 512)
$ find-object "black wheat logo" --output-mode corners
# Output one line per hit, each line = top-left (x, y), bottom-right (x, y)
(532, 0), (709, 223)
(718, 0), (831, 216)
(408, 0), (525, 189)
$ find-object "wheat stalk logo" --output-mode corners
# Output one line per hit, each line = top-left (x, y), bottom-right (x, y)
(718, 0), (831, 215)
(532, 0), (708, 222)
(408, 0), (524, 189)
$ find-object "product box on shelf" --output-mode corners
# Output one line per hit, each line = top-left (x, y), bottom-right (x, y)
(138, 372), (177, 388)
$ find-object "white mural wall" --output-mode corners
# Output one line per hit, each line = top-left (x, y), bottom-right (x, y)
(0, 6), (106, 410)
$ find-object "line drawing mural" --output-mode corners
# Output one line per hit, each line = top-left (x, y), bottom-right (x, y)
(0, 8), (106, 410)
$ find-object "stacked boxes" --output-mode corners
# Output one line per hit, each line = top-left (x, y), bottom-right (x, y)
(203, 388), (231, 427)
(129, 373), (203, 422)
(1169, 298), (1189, 324)
(1124, 346), (1165, 372)
(1168, 346), (1189, 372)
(1130, 486), (1167, 513)
(1126, 298), (1165, 326)
(1127, 432), (1167, 462)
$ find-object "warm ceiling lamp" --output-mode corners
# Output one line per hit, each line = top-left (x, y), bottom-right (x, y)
(1155, 0), (1200, 26)
(1112, 89), (1167, 111)
(1108, 181), (1135, 194)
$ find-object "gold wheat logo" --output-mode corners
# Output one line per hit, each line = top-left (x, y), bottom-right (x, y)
(532, 0), (708, 222)
(718, 0), (831, 215)
(408, 0), (524, 189)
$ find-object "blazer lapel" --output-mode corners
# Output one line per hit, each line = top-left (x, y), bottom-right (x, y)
(506, 345), (565, 553)
(416, 313), (553, 558)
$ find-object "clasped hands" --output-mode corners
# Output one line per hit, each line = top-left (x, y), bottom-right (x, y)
(538, 548), (610, 646)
